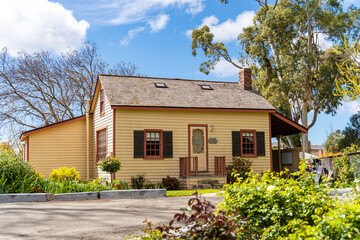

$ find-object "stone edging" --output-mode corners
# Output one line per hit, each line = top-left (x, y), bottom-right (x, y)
(0, 189), (166, 203)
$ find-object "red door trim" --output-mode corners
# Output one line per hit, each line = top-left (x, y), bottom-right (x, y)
(188, 124), (209, 172)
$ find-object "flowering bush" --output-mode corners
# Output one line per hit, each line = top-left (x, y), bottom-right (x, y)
(112, 180), (129, 190)
(226, 157), (252, 184)
(50, 166), (80, 182)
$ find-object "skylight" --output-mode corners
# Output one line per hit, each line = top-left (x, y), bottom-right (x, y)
(154, 83), (168, 88)
(200, 85), (213, 90)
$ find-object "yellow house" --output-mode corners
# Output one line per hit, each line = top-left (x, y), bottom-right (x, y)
(20, 69), (307, 188)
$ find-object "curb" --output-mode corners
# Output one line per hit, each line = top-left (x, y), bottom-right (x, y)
(100, 189), (166, 199)
(54, 192), (100, 201)
(0, 189), (166, 203)
(0, 193), (54, 203)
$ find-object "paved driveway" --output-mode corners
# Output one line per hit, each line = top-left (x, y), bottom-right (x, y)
(0, 193), (223, 240)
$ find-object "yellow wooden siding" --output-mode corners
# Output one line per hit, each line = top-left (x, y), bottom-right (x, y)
(28, 118), (90, 178)
(114, 109), (271, 183)
(93, 84), (113, 162)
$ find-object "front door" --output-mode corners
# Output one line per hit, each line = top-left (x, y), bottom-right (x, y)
(189, 125), (208, 172)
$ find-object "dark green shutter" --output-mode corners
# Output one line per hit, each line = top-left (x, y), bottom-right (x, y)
(163, 131), (173, 158)
(256, 131), (266, 156)
(232, 131), (241, 156)
(134, 131), (144, 158)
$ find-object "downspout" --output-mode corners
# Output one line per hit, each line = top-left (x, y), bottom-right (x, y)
(85, 99), (91, 180)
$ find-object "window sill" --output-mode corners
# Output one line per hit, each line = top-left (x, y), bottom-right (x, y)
(242, 154), (257, 158)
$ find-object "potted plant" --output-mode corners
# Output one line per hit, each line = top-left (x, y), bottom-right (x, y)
(98, 155), (122, 184)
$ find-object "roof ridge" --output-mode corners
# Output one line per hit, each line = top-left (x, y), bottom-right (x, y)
(98, 74), (239, 84)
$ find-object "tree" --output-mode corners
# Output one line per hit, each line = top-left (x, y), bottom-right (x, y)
(340, 112), (360, 148)
(324, 129), (344, 153)
(324, 113), (360, 152)
(0, 42), (141, 131)
(191, 0), (360, 150)
(332, 36), (360, 101)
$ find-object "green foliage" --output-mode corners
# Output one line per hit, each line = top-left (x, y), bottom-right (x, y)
(143, 181), (164, 189)
(220, 163), (332, 239)
(98, 155), (122, 174)
(226, 157), (252, 184)
(131, 174), (146, 189)
(0, 149), (41, 193)
(132, 193), (239, 239)
(161, 175), (180, 190)
(43, 179), (109, 194)
(111, 180), (129, 190)
(325, 113), (360, 152)
(191, 0), (360, 145)
(50, 166), (80, 182)
(280, 201), (360, 239)
(324, 129), (344, 153)
(333, 144), (360, 185)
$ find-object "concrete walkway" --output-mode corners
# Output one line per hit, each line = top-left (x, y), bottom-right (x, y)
(0, 193), (223, 240)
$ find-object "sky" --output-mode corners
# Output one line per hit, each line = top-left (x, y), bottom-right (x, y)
(0, 0), (360, 145)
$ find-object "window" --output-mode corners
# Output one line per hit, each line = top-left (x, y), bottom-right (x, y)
(97, 128), (107, 162)
(241, 130), (257, 157)
(134, 130), (173, 159)
(199, 85), (213, 90)
(100, 88), (105, 115)
(154, 83), (168, 88)
(144, 130), (163, 159)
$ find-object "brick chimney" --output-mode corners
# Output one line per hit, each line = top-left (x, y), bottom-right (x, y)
(239, 68), (252, 90)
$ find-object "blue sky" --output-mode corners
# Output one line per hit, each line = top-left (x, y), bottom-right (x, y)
(1, 0), (360, 145)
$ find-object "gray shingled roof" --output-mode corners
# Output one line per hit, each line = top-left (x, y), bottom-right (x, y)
(99, 75), (275, 110)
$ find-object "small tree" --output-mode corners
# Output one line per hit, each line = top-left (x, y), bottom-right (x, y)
(98, 155), (121, 183)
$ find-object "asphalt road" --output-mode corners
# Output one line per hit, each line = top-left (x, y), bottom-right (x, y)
(0, 193), (223, 240)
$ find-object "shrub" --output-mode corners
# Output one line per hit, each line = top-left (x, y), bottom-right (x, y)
(226, 157), (252, 184)
(143, 181), (164, 189)
(43, 179), (109, 193)
(133, 193), (240, 239)
(98, 155), (122, 174)
(161, 175), (180, 190)
(0, 149), (40, 193)
(50, 166), (80, 182)
(112, 180), (129, 190)
(131, 174), (146, 189)
(220, 162), (332, 239)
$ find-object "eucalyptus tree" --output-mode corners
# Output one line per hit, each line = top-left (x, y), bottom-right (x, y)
(192, 0), (360, 149)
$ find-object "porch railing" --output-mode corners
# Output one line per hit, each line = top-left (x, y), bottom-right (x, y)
(179, 156), (198, 176)
(214, 156), (226, 175)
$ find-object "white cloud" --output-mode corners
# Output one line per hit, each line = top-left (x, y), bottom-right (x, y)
(148, 14), (170, 33)
(107, 0), (204, 25)
(211, 58), (239, 78)
(317, 33), (333, 50)
(338, 100), (360, 115)
(120, 27), (145, 46)
(0, 0), (89, 56)
(187, 11), (255, 43)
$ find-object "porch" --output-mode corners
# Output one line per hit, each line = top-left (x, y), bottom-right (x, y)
(179, 156), (226, 189)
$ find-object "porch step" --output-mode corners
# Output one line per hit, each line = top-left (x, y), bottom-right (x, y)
(179, 175), (226, 190)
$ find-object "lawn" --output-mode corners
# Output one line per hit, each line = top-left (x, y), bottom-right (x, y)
(166, 189), (221, 197)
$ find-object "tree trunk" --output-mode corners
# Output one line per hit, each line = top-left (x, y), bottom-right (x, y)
(301, 102), (309, 153)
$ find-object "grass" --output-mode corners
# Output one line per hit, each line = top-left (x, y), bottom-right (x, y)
(166, 189), (221, 197)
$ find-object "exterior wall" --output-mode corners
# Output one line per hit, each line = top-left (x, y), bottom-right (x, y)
(28, 118), (90, 178)
(273, 148), (301, 173)
(92, 85), (113, 179)
(114, 109), (271, 183)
